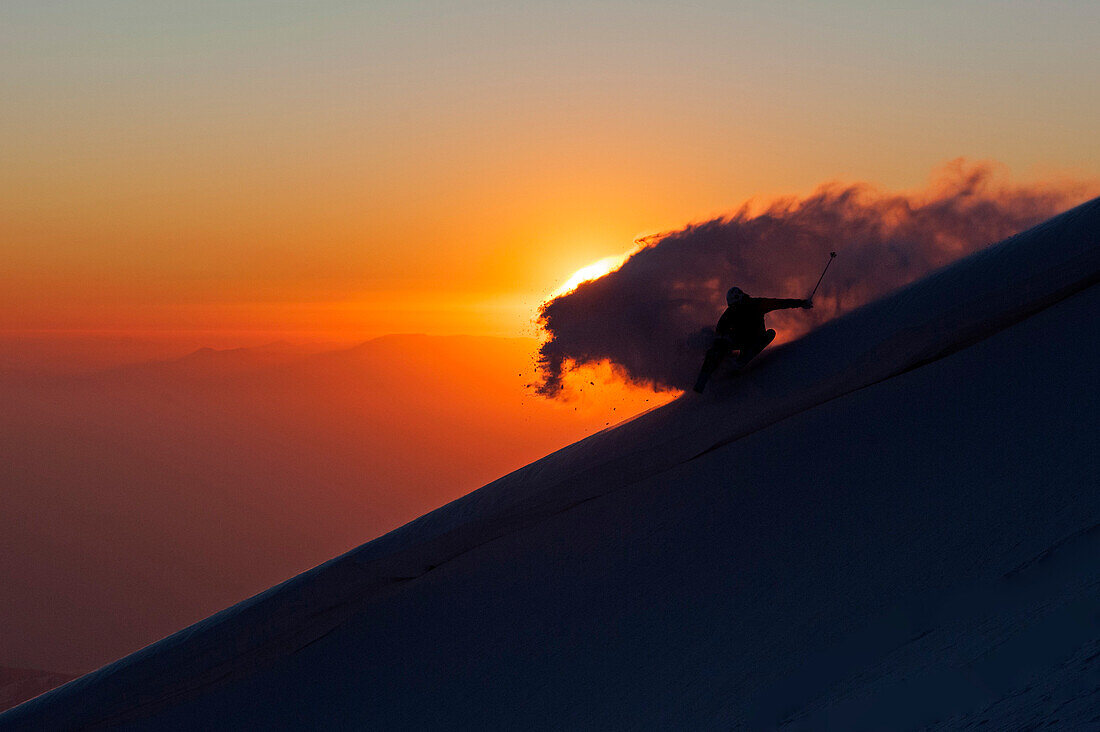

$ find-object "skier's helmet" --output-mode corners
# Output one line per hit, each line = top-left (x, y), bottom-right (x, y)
(726, 287), (747, 306)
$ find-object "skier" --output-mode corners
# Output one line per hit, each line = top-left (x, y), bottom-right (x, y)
(693, 287), (812, 392)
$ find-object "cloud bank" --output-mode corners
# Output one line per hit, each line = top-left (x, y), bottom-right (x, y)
(536, 160), (1092, 395)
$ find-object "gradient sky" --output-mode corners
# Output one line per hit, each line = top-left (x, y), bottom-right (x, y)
(3, 1), (1098, 339)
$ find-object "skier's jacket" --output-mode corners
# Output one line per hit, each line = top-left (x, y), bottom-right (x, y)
(716, 297), (805, 345)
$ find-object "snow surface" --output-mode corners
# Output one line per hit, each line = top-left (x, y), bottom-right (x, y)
(3, 198), (1099, 730)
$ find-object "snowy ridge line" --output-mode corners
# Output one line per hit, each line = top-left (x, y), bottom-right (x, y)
(11, 492), (645, 728)
(435, 195), (1100, 556)
(693, 268), (1100, 461)
(3, 198), (1098, 730)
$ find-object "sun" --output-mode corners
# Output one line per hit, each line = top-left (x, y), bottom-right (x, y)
(548, 251), (634, 301)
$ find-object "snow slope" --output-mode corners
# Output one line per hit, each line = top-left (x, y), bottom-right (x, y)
(3, 198), (1099, 730)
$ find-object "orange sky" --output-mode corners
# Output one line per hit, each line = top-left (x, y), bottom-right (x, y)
(2, 2), (1098, 343)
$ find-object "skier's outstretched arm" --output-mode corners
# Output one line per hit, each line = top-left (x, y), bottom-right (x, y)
(756, 297), (812, 312)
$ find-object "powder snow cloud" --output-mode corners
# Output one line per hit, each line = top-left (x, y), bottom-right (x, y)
(535, 160), (1093, 395)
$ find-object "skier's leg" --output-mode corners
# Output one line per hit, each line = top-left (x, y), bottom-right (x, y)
(703, 339), (731, 373)
(735, 330), (775, 367)
(693, 337), (732, 392)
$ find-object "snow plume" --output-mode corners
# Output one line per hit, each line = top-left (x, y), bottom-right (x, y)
(535, 160), (1092, 395)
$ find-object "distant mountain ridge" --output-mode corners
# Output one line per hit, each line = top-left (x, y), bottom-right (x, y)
(0, 333), (647, 678)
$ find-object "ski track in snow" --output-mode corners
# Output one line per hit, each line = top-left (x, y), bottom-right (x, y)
(2, 197), (1099, 730)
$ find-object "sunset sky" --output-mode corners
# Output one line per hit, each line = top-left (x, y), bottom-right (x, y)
(3, 0), (1100, 686)
(3, 1), (1098, 342)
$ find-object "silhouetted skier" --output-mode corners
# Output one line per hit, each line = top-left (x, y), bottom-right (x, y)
(693, 287), (812, 392)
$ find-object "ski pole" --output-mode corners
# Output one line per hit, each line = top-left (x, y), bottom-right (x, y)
(808, 251), (837, 301)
